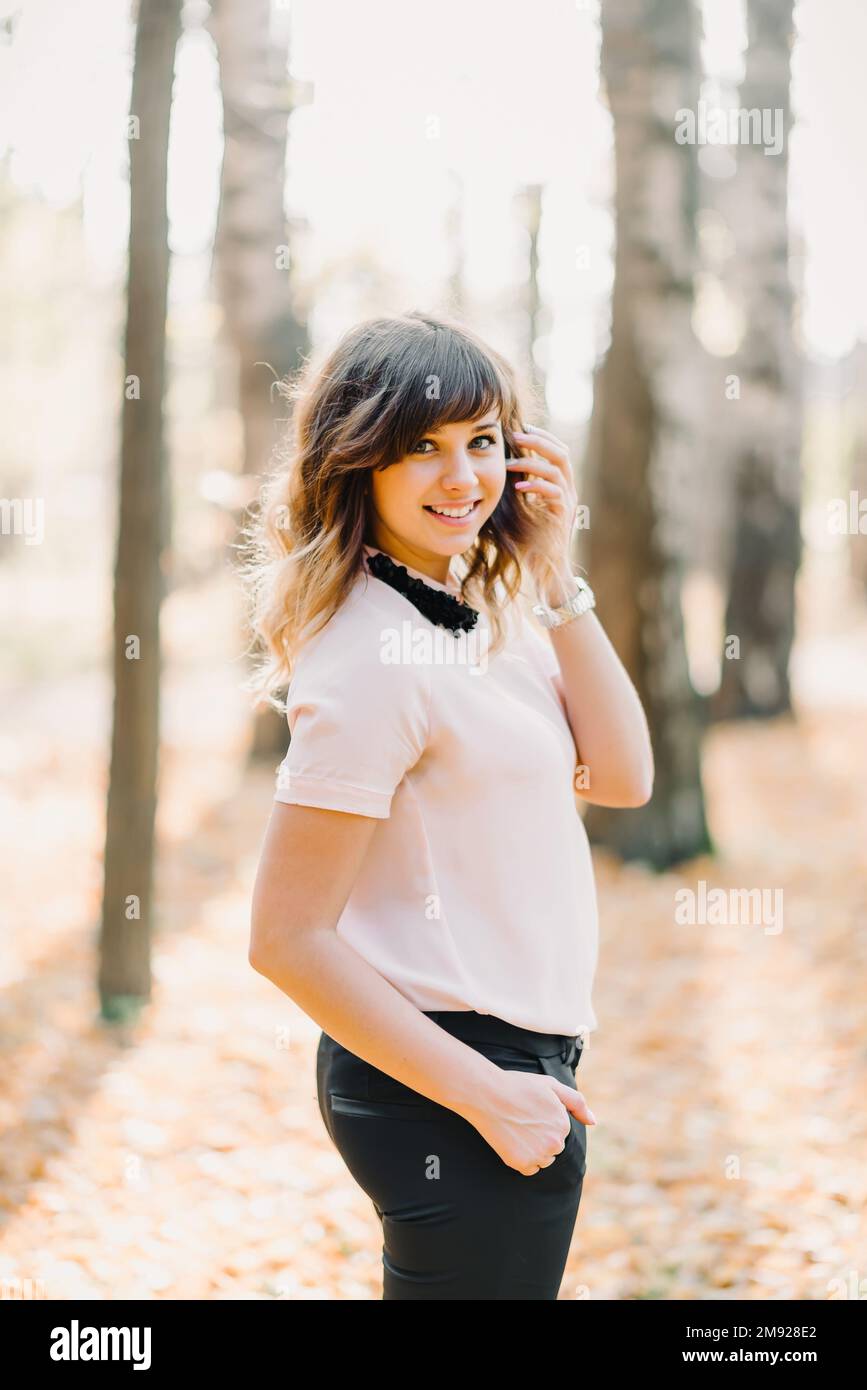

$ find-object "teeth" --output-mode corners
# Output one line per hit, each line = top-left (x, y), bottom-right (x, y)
(428, 503), (476, 517)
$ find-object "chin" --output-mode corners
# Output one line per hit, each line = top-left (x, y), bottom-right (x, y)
(415, 510), (491, 557)
(431, 532), (480, 556)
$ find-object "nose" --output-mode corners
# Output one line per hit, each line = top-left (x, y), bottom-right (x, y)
(439, 448), (481, 491)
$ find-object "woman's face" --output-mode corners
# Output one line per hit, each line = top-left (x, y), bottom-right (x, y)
(367, 412), (506, 581)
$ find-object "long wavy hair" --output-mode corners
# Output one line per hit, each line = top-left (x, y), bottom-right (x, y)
(240, 309), (545, 711)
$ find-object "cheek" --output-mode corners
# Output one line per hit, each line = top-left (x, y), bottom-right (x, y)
(371, 463), (428, 515)
(483, 457), (507, 499)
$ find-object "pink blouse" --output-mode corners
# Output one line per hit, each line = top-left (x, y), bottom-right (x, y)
(273, 543), (599, 1037)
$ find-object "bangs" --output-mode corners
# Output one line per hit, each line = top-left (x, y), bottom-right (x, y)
(376, 322), (515, 466)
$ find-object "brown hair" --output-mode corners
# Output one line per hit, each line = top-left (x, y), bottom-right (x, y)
(240, 309), (543, 710)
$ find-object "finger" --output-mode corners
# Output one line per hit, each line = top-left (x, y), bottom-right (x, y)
(511, 435), (572, 485)
(512, 441), (567, 471)
(514, 479), (564, 499)
(513, 427), (569, 461)
(519, 423), (568, 449)
(531, 1128), (570, 1175)
(552, 1081), (597, 1125)
(507, 453), (560, 477)
(508, 458), (561, 480)
(511, 436), (566, 464)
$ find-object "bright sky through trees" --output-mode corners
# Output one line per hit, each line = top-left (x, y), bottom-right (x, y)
(1, 0), (864, 421)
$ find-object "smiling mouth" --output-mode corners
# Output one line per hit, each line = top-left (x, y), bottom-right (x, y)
(423, 500), (482, 521)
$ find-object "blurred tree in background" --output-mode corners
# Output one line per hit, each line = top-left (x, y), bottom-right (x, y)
(207, 0), (311, 760)
(99, 0), (181, 1018)
(713, 0), (802, 721)
(582, 0), (711, 868)
(517, 182), (548, 421)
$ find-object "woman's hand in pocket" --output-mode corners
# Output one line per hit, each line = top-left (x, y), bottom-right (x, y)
(460, 1068), (596, 1176)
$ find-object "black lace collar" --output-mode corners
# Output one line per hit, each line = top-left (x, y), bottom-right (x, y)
(364, 549), (479, 635)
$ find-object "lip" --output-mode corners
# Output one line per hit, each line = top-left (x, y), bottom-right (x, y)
(423, 500), (482, 528)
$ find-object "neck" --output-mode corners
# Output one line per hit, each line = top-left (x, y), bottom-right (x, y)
(365, 530), (452, 585)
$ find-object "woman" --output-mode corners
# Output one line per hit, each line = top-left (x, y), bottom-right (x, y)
(245, 310), (653, 1300)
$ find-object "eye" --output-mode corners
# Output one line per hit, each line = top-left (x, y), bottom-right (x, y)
(408, 431), (499, 454)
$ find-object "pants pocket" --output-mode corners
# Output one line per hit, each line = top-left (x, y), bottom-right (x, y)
(535, 1053), (587, 1181)
(329, 1091), (448, 1120)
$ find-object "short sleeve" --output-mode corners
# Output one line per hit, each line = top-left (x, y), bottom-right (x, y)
(273, 617), (432, 819)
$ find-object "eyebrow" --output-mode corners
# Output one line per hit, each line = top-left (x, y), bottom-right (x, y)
(426, 419), (500, 433)
(417, 418), (501, 443)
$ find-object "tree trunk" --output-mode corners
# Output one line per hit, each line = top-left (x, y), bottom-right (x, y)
(713, 0), (802, 720)
(444, 169), (466, 317)
(99, 0), (181, 1019)
(519, 183), (548, 420)
(849, 346), (867, 592)
(207, 0), (310, 761)
(582, 0), (712, 868)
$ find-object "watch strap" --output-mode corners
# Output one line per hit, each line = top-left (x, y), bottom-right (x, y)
(532, 575), (596, 629)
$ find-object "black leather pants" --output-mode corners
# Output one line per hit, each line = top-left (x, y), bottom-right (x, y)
(316, 1009), (587, 1300)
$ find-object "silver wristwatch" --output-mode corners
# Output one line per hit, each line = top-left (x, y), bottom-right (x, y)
(532, 575), (596, 629)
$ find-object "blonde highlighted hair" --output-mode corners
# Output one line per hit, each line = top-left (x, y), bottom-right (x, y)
(239, 310), (544, 711)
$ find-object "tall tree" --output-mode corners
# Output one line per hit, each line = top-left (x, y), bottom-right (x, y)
(207, 0), (311, 759)
(848, 344), (867, 592)
(582, 0), (711, 867)
(444, 169), (466, 316)
(207, 0), (309, 479)
(517, 183), (548, 421)
(713, 0), (802, 720)
(99, 0), (182, 1018)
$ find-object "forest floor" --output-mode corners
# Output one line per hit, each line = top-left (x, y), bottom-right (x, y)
(1, 552), (866, 1300)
